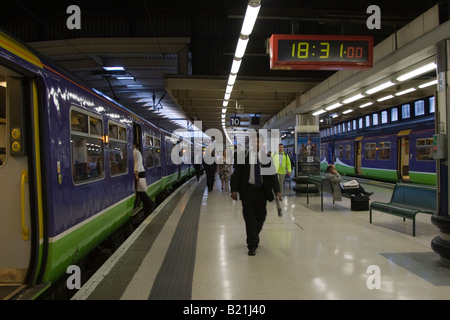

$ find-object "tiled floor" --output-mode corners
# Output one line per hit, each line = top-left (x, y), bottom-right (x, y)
(73, 176), (450, 300)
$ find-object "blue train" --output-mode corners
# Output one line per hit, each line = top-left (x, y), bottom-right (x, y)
(319, 96), (436, 185)
(0, 30), (195, 299)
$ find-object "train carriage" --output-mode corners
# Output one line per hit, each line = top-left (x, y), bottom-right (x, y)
(0, 30), (193, 299)
(320, 96), (436, 185)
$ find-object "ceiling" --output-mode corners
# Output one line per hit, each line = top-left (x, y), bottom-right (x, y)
(0, 0), (443, 135)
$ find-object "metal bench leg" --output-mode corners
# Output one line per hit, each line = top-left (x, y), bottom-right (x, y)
(370, 208), (372, 223)
(413, 218), (415, 237)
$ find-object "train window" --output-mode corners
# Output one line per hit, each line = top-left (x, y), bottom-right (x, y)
(372, 113), (379, 126)
(353, 120), (357, 130)
(378, 142), (391, 160)
(147, 152), (154, 168)
(391, 108), (398, 122)
(70, 108), (104, 184)
(415, 100), (425, 116)
(381, 111), (388, 124)
(153, 149), (161, 167)
(108, 122), (128, 176)
(90, 116), (103, 136)
(0, 76), (5, 167)
(345, 145), (351, 160)
(347, 122), (352, 132)
(365, 115), (371, 127)
(145, 134), (153, 147)
(365, 143), (376, 160)
(71, 110), (89, 133)
(109, 123), (118, 139)
(358, 118), (363, 129)
(401, 104), (410, 119)
(429, 97), (435, 113)
(416, 138), (433, 161)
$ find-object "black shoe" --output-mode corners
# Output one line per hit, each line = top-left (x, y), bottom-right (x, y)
(248, 248), (256, 256)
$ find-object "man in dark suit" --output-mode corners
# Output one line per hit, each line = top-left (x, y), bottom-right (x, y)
(230, 134), (282, 256)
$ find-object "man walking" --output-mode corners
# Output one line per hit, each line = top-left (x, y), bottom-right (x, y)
(272, 143), (292, 193)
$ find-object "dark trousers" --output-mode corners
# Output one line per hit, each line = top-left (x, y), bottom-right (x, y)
(205, 164), (217, 191)
(134, 172), (155, 214)
(241, 185), (267, 250)
(194, 164), (202, 181)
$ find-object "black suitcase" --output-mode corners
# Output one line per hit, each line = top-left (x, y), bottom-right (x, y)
(351, 195), (369, 211)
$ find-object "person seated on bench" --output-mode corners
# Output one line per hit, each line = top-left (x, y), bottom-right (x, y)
(325, 164), (373, 201)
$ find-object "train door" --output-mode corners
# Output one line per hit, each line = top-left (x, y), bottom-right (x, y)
(398, 136), (410, 181)
(354, 136), (363, 175)
(0, 69), (33, 298)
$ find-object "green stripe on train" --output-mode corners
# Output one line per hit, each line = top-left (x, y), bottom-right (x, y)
(41, 169), (192, 284)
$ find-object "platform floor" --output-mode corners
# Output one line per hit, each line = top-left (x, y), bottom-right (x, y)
(72, 175), (450, 300)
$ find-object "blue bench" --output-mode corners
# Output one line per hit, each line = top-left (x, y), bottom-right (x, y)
(369, 183), (437, 236)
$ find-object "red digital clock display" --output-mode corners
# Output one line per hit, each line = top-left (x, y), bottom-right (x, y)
(270, 34), (373, 71)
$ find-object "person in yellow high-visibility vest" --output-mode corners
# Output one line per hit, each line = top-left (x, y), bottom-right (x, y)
(272, 143), (292, 193)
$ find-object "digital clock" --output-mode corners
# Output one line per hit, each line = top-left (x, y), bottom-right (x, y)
(270, 34), (373, 70)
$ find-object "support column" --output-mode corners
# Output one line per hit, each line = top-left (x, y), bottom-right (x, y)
(431, 39), (450, 267)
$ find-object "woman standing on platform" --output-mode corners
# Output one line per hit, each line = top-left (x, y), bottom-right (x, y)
(218, 149), (232, 191)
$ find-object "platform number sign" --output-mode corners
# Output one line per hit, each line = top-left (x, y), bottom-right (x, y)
(230, 116), (241, 126)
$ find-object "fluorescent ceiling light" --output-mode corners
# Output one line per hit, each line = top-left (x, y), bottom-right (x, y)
(343, 93), (364, 104)
(222, 108), (227, 114)
(228, 74), (237, 86)
(377, 95), (394, 102)
(396, 62), (437, 82)
(235, 37), (249, 59)
(223, 100), (229, 107)
(395, 88), (416, 96)
(231, 59), (242, 74)
(116, 76), (134, 80)
(343, 109), (353, 114)
(325, 102), (342, 111)
(418, 79), (438, 88)
(221, 114), (226, 119)
(225, 85), (233, 94)
(312, 109), (326, 116)
(365, 81), (395, 95)
(241, 3), (261, 36)
(0, 81), (6, 87)
(103, 66), (125, 71)
(359, 102), (373, 108)
(224, 92), (231, 100)
(331, 113), (338, 118)
(126, 84), (142, 88)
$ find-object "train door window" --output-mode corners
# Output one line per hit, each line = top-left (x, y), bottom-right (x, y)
(345, 145), (351, 160)
(378, 142), (391, 160)
(381, 111), (388, 124)
(372, 113), (379, 126)
(338, 145), (344, 159)
(365, 143), (376, 160)
(70, 108), (105, 183)
(154, 137), (161, 167)
(429, 97), (435, 113)
(401, 104), (410, 119)
(365, 115), (371, 127)
(391, 108), (398, 122)
(108, 121), (128, 176)
(144, 134), (154, 168)
(0, 76), (5, 167)
(414, 100), (425, 116)
(416, 138), (433, 161)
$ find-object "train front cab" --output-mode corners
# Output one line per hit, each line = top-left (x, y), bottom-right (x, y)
(0, 65), (44, 298)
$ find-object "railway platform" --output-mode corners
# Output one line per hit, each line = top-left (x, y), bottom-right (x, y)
(72, 176), (450, 301)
